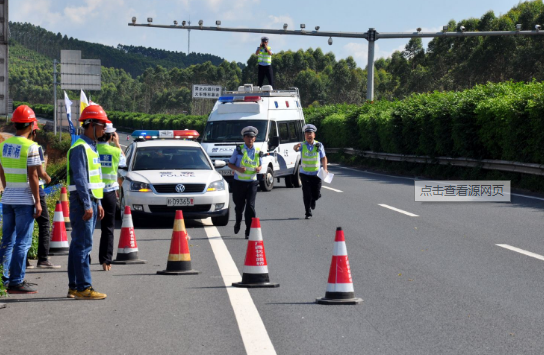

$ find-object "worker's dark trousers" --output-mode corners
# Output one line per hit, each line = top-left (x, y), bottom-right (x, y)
(36, 196), (50, 262)
(300, 173), (322, 216)
(232, 180), (258, 235)
(257, 65), (274, 88)
(99, 190), (117, 265)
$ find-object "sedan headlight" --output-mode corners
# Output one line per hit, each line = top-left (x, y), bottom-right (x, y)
(130, 181), (151, 192)
(207, 180), (225, 192)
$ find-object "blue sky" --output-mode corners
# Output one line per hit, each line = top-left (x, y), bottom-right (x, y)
(12, 0), (521, 69)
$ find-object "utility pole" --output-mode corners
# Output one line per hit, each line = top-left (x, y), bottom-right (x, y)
(129, 21), (544, 102)
(188, 20), (191, 54)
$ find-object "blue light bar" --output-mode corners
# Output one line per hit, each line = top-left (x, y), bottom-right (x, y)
(218, 96), (234, 102)
(132, 130), (159, 138)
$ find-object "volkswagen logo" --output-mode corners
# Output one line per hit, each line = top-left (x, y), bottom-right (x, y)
(175, 184), (186, 193)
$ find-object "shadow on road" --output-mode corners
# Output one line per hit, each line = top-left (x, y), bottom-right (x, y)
(1, 297), (75, 303)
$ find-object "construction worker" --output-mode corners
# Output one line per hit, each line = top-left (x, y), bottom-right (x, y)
(96, 123), (126, 271)
(0, 105), (42, 294)
(66, 105), (107, 300)
(26, 120), (60, 269)
(293, 124), (328, 219)
(228, 126), (262, 239)
(255, 36), (274, 88)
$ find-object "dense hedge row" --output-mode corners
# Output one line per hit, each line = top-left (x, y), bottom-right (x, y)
(305, 81), (544, 164)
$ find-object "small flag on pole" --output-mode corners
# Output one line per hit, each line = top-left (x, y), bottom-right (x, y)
(80, 90), (89, 115)
(64, 91), (75, 135)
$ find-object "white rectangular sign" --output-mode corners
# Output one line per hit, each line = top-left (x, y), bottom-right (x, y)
(192, 84), (222, 99)
(415, 180), (511, 202)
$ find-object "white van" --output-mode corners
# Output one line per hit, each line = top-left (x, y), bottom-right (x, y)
(201, 84), (305, 191)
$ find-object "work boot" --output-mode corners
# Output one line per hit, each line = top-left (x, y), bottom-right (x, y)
(67, 288), (77, 299)
(74, 287), (107, 300)
(26, 259), (35, 269)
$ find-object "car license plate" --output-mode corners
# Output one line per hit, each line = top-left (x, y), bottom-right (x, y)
(167, 198), (194, 207)
(220, 169), (235, 176)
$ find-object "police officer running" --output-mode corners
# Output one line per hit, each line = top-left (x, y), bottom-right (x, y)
(66, 105), (107, 300)
(293, 124), (327, 219)
(255, 36), (274, 88)
(97, 123), (126, 271)
(0, 105), (42, 294)
(27, 120), (60, 269)
(228, 126), (262, 239)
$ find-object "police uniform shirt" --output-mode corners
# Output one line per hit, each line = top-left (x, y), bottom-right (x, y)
(299, 141), (326, 176)
(0, 137), (42, 205)
(229, 144), (262, 181)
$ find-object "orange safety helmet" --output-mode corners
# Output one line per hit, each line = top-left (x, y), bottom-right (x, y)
(12, 105), (37, 124)
(79, 105), (109, 123)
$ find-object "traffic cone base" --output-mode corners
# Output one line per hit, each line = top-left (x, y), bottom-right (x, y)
(157, 210), (199, 275)
(232, 218), (279, 288)
(113, 206), (146, 264)
(316, 227), (362, 306)
(50, 200), (69, 255)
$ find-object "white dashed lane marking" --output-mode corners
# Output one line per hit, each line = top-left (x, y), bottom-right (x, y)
(378, 204), (419, 217)
(322, 186), (343, 193)
(496, 244), (544, 262)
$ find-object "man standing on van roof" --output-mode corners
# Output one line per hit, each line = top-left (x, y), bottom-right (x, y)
(293, 124), (327, 219)
(228, 126), (262, 238)
(256, 36), (274, 88)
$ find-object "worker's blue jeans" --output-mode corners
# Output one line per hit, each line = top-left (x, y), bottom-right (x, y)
(67, 196), (97, 291)
(0, 204), (35, 286)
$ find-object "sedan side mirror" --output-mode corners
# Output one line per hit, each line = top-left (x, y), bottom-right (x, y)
(269, 136), (280, 151)
(214, 160), (226, 168)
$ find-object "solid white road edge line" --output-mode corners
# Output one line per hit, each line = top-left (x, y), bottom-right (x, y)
(322, 186), (343, 193)
(203, 221), (277, 355)
(378, 204), (419, 217)
(496, 244), (544, 261)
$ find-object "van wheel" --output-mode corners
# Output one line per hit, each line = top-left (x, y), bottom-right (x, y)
(259, 166), (274, 191)
(291, 165), (302, 188)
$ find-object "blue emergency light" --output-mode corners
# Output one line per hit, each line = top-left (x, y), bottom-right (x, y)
(131, 129), (200, 140)
(218, 96), (261, 103)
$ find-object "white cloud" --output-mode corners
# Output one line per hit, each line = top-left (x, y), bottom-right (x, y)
(63, 0), (125, 25)
(13, 0), (63, 26)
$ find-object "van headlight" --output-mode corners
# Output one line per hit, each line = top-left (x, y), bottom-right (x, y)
(207, 180), (225, 192)
(130, 181), (151, 192)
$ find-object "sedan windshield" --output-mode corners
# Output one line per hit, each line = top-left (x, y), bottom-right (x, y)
(203, 120), (268, 143)
(132, 146), (212, 171)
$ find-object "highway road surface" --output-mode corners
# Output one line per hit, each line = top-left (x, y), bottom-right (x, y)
(1, 160), (544, 354)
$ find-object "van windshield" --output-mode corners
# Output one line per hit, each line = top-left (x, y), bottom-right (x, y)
(203, 120), (268, 143)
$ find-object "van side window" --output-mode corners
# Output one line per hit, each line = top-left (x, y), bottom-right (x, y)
(269, 120), (278, 139)
(279, 122), (289, 142)
(288, 121), (298, 142)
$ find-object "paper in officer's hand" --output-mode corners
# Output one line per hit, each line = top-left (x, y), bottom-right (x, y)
(317, 168), (334, 183)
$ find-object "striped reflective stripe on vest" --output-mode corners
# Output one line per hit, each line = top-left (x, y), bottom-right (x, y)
(258, 46), (272, 64)
(235, 146), (260, 181)
(0, 136), (35, 189)
(301, 141), (320, 173)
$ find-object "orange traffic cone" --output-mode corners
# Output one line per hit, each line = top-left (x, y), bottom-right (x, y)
(157, 210), (199, 275)
(316, 227), (362, 305)
(232, 218), (279, 288)
(112, 206), (146, 264)
(49, 201), (69, 255)
(60, 187), (71, 231)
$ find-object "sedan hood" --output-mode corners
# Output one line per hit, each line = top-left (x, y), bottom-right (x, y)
(127, 170), (223, 185)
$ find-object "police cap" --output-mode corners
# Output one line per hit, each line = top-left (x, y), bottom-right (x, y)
(302, 124), (317, 133)
(241, 126), (258, 137)
(261, 36), (269, 42)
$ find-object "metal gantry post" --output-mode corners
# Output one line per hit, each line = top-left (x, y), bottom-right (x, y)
(53, 59), (57, 135)
(366, 28), (377, 102)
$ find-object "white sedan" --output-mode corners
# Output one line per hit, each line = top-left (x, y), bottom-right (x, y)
(118, 131), (230, 226)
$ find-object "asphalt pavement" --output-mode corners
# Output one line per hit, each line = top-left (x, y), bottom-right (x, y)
(1, 163), (543, 355)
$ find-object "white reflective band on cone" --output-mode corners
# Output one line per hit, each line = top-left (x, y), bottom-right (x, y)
(50, 241), (69, 248)
(53, 211), (64, 223)
(326, 283), (355, 293)
(117, 248), (139, 254)
(122, 216), (134, 228)
(241, 265), (269, 274)
(333, 242), (348, 256)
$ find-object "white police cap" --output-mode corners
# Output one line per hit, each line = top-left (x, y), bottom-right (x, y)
(303, 124), (317, 133)
(261, 36), (269, 42)
(241, 126), (258, 137)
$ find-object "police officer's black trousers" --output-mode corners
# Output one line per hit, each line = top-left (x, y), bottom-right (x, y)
(36, 196), (50, 262)
(300, 173), (322, 216)
(257, 65), (274, 88)
(99, 190), (117, 265)
(232, 180), (258, 234)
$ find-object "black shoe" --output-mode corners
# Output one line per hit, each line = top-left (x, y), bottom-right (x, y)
(245, 229), (250, 239)
(234, 222), (241, 234)
(311, 200), (316, 210)
(37, 260), (61, 269)
(305, 214), (312, 219)
(7, 281), (38, 294)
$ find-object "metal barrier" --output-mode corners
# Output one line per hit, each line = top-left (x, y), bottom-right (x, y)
(327, 148), (544, 176)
